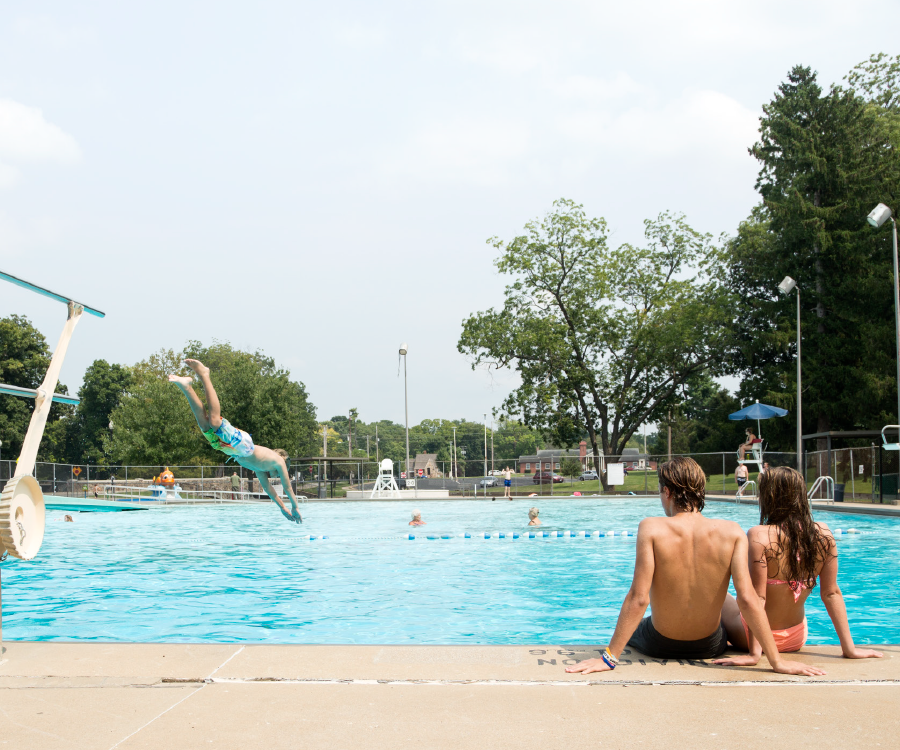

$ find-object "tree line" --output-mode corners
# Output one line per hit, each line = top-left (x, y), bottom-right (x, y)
(459, 55), (900, 476)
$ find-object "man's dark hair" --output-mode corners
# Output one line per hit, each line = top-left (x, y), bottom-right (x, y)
(658, 456), (706, 512)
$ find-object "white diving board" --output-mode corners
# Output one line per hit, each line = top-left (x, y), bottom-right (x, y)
(0, 382), (79, 406)
(0, 270), (105, 318)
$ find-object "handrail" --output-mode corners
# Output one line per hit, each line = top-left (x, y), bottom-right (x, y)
(0, 382), (79, 405)
(808, 475), (835, 503)
(881, 425), (900, 450)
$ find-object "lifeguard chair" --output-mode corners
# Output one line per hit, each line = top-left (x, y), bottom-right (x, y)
(370, 458), (400, 498)
(738, 439), (765, 467)
(882, 425), (900, 451)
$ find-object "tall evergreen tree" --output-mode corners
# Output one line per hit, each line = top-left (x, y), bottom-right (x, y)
(729, 65), (900, 442)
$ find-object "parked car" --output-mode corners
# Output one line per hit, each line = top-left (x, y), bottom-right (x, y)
(532, 471), (564, 484)
(578, 470), (599, 481)
(479, 477), (497, 487)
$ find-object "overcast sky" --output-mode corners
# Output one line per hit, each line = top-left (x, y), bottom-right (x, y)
(0, 1), (896, 428)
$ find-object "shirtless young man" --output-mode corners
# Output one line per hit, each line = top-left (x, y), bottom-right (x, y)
(169, 359), (303, 524)
(566, 457), (825, 676)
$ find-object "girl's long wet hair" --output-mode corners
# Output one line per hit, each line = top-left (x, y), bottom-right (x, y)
(757, 467), (833, 588)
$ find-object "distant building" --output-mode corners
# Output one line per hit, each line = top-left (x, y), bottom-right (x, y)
(518, 441), (589, 474)
(517, 442), (653, 473)
(412, 452), (442, 478)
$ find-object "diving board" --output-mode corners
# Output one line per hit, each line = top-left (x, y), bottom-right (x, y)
(0, 270), (105, 318)
(0, 382), (79, 406)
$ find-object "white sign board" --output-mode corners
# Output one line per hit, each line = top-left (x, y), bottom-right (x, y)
(607, 462), (625, 485)
(406, 478), (416, 487)
(859, 464), (865, 475)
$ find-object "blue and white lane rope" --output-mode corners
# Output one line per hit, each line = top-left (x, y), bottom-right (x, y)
(407, 530), (635, 540)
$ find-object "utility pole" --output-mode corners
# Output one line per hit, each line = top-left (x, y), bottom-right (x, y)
(366, 435), (370, 460)
(375, 425), (380, 464)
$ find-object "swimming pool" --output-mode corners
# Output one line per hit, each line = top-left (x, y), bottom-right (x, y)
(1, 498), (897, 644)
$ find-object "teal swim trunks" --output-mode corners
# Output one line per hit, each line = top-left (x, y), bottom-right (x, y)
(202, 418), (255, 457)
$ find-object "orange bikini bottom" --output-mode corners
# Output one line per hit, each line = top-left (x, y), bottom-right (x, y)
(741, 615), (808, 652)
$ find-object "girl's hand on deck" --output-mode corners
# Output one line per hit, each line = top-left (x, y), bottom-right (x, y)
(843, 647), (883, 659)
(772, 659), (826, 676)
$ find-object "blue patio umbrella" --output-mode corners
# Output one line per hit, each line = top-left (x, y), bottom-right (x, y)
(728, 400), (788, 439)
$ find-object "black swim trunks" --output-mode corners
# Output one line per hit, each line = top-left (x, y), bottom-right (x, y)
(736, 477), (747, 487)
(627, 616), (728, 660)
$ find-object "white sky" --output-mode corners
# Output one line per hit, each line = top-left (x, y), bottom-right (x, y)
(0, 1), (896, 427)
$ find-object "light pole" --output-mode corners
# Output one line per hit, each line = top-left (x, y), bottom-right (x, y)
(452, 426), (457, 480)
(483, 413), (488, 478)
(778, 276), (802, 473)
(399, 343), (410, 481)
(867, 203), (900, 429)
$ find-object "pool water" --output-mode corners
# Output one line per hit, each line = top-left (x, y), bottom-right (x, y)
(1, 498), (898, 644)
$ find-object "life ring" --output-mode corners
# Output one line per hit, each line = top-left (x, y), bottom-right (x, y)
(0, 475), (46, 560)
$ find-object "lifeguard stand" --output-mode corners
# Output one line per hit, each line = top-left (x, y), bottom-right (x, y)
(370, 458), (400, 498)
(882, 425), (900, 451)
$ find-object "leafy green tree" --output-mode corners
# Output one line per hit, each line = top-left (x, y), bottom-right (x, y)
(648, 374), (745, 455)
(65, 360), (132, 465)
(458, 199), (734, 486)
(107, 342), (317, 466)
(560, 457), (582, 478)
(728, 65), (900, 441)
(0, 315), (72, 462)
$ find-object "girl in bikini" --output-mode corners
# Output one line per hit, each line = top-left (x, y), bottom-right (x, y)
(714, 466), (882, 664)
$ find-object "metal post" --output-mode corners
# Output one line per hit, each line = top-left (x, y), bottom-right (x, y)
(667, 411), (672, 461)
(850, 448), (856, 500)
(892, 220), (900, 430)
(452, 426), (457, 480)
(723, 453), (726, 494)
(483, 414), (487, 478)
(491, 423), (494, 474)
(403, 354), (410, 482)
(375, 425), (379, 464)
(796, 288), (803, 474)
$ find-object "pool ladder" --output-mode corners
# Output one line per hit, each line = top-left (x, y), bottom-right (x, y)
(735, 480), (757, 503)
(807, 475), (835, 504)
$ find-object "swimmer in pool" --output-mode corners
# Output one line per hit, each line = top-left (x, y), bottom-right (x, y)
(528, 507), (541, 526)
(409, 510), (426, 526)
(169, 359), (302, 524)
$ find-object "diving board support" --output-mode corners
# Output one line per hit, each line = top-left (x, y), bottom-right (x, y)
(0, 383), (79, 406)
(12, 301), (83, 479)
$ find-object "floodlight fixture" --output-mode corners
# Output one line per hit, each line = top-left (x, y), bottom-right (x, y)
(399, 342), (408, 355)
(867, 203), (893, 228)
(778, 276), (797, 295)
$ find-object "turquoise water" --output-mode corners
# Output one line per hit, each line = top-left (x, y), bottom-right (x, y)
(1, 498), (897, 644)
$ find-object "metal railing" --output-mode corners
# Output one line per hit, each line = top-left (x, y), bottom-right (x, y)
(807, 475), (835, 503)
(735, 480), (757, 502)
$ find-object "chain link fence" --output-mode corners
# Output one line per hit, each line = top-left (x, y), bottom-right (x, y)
(2, 447), (896, 503)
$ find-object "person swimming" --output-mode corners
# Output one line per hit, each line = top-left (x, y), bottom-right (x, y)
(528, 507), (541, 526)
(409, 510), (426, 526)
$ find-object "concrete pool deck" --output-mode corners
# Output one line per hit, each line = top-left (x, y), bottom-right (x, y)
(2, 642), (899, 749)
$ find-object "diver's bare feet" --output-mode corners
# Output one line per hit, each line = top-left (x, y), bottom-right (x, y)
(184, 359), (210, 377)
(168, 374), (194, 387)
